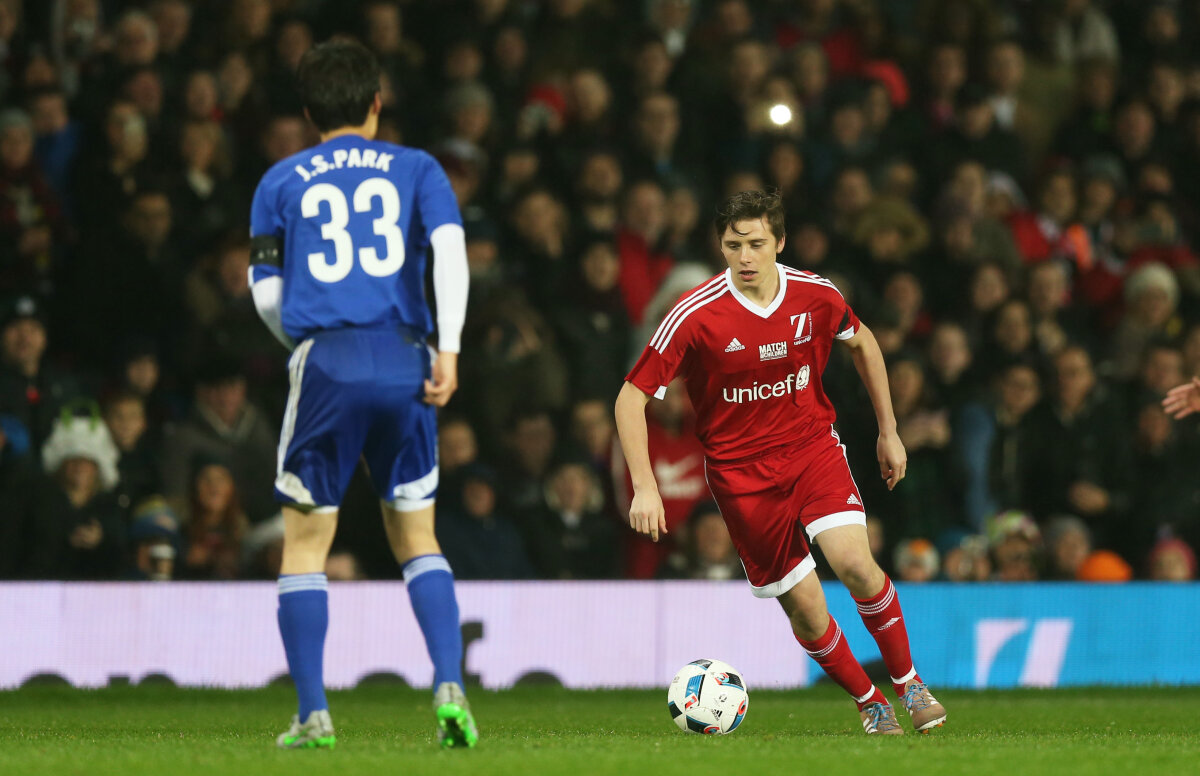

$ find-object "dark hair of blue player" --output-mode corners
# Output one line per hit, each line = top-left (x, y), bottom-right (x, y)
(296, 39), (382, 133)
(714, 188), (786, 242)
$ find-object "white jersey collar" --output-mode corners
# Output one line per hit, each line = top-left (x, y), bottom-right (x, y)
(724, 264), (787, 319)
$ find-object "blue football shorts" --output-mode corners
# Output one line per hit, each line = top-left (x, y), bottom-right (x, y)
(274, 326), (438, 512)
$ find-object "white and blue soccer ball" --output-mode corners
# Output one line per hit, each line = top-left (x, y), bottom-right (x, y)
(667, 659), (749, 735)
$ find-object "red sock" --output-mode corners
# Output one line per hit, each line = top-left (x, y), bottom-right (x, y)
(797, 616), (887, 710)
(854, 575), (921, 697)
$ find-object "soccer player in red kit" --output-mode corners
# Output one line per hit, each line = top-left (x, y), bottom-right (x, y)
(615, 191), (947, 735)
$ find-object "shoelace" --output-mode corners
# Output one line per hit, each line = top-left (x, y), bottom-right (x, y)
(863, 702), (901, 732)
(902, 682), (933, 712)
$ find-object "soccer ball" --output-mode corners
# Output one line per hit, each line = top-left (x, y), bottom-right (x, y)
(667, 659), (749, 735)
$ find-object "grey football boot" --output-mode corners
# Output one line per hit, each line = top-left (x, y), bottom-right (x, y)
(276, 709), (336, 749)
(433, 682), (479, 748)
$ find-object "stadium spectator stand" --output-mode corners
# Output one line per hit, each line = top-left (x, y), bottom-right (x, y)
(0, 0), (1196, 582)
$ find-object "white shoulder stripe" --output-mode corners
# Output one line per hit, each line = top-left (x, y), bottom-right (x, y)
(649, 275), (724, 349)
(649, 275), (724, 348)
(654, 285), (727, 352)
(783, 267), (837, 286)
(784, 269), (843, 297)
(652, 283), (725, 351)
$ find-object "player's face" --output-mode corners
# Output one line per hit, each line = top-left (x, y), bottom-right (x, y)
(721, 218), (784, 292)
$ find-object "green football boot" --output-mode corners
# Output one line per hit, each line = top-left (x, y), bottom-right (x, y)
(276, 709), (337, 749)
(433, 681), (479, 749)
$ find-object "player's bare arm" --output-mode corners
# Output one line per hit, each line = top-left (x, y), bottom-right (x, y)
(840, 324), (907, 490)
(1162, 376), (1200, 419)
(614, 381), (668, 542)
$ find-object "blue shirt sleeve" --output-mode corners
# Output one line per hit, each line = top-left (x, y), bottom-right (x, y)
(250, 171), (285, 240)
(416, 154), (462, 234)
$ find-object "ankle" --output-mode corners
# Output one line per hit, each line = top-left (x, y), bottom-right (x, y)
(855, 685), (889, 711)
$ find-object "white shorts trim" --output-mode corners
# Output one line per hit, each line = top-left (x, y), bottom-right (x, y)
(391, 466), (439, 501)
(275, 471), (317, 507)
(805, 510), (866, 541)
(275, 339), (316, 506)
(748, 555), (817, 598)
(387, 496), (436, 513)
(277, 497), (337, 513)
(386, 466), (439, 512)
(277, 340), (314, 475)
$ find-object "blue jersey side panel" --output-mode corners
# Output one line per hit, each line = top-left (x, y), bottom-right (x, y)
(250, 136), (461, 341)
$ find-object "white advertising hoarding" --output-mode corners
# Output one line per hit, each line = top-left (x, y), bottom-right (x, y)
(0, 582), (806, 690)
(2, 581), (1198, 690)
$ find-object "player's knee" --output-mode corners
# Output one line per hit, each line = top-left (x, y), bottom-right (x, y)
(282, 507), (337, 548)
(382, 513), (440, 563)
(392, 525), (437, 551)
(832, 555), (882, 596)
(787, 605), (827, 642)
(781, 586), (828, 641)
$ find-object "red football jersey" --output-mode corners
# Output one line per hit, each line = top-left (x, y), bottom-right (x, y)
(626, 265), (860, 462)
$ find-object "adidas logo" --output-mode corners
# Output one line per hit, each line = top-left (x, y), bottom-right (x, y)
(846, 494), (861, 506)
(725, 338), (745, 353)
(875, 617), (901, 633)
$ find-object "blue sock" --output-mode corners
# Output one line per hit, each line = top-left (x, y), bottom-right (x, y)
(277, 573), (329, 719)
(403, 555), (463, 689)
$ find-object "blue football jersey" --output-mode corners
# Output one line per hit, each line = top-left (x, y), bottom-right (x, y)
(250, 135), (461, 341)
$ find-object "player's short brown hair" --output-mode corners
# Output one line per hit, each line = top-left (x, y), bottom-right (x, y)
(714, 189), (786, 242)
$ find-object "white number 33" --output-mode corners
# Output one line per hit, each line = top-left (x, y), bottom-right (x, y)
(300, 177), (405, 283)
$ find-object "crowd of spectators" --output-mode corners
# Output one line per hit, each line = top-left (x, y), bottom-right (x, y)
(0, 0), (1197, 584)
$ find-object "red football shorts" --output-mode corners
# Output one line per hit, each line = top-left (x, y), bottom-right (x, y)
(704, 430), (866, 598)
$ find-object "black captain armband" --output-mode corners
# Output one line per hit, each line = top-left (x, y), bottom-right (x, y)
(250, 235), (283, 267)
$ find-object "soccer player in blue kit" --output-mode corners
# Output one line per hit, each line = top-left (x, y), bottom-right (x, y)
(248, 40), (476, 750)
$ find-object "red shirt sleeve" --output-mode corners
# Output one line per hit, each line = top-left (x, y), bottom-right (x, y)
(833, 295), (861, 341)
(626, 318), (692, 400)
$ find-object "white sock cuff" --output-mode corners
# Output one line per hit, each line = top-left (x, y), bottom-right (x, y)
(854, 685), (879, 704)
(278, 573), (328, 595)
(891, 667), (918, 685)
(802, 622), (843, 659)
(403, 554), (452, 584)
(856, 579), (896, 616)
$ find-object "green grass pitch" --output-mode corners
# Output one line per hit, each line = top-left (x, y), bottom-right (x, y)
(2, 684), (1198, 775)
